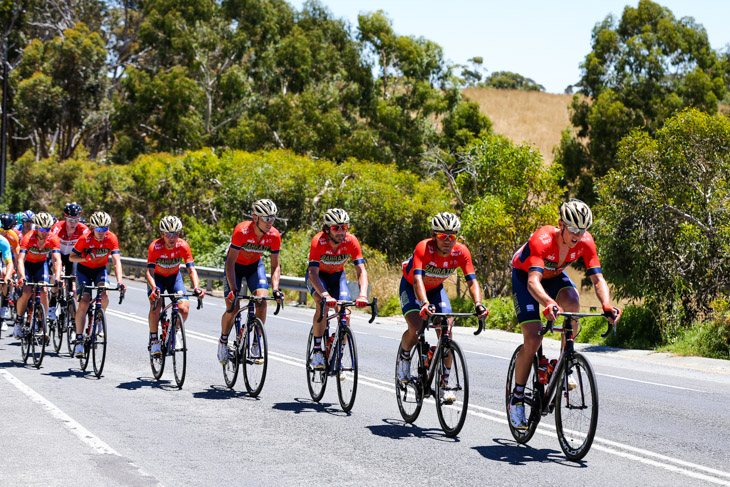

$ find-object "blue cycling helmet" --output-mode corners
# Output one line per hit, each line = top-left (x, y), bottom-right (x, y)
(22, 210), (35, 222)
(63, 202), (82, 217)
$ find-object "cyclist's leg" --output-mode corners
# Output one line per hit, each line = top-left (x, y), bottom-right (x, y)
(220, 263), (245, 335)
(94, 267), (110, 310)
(17, 261), (43, 317)
(39, 261), (51, 312)
(252, 259), (269, 324)
(307, 269), (339, 338)
(512, 269), (544, 386)
(169, 272), (190, 322)
(431, 285), (454, 368)
(75, 265), (94, 336)
(553, 272), (580, 348)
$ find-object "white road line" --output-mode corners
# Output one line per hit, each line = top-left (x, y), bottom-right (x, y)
(465, 349), (511, 360)
(596, 372), (707, 392)
(378, 335), (399, 341)
(106, 309), (730, 485)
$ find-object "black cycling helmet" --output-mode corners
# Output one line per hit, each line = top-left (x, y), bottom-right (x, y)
(63, 202), (82, 217)
(0, 213), (15, 230)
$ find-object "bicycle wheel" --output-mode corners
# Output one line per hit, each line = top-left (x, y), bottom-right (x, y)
(51, 308), (63, 353)
(506, 344), (542, 444)
(395, 345), (423, 424)
(31, 304), (47, 368)
(150, 318), (166, 380)
(435, 340), (469, 437)
(222, 315), (241, 388)
(243, 318), (267, 397)
(171, 312), (186, 389)
(20, 319), (31, 364)
(305, 327), (328, 402)
(336, 326), (358, 412)
(65, 300), (77, 357)
(91, 309), (107, 377)
(555, 352), (599, 461)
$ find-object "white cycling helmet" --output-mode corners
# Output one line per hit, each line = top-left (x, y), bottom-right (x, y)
(89, 211), (112, 228)
(33, 212), (54, 229)
(323, 208), (350, 226)
(159, 215), (183, 233)
(559, 198), (593, 230)
(252, 199), (277, 217)
(431, 212), (461, 232)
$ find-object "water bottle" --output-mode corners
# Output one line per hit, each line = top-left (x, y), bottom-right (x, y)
(422, 342), (430, 366)
(547, 359), (557, 380)
(326, 335), (334, 358)
(425, 346), (436, 368)
(538, 355), (549, 384)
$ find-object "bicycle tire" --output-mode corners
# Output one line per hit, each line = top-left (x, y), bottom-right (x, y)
(506, 344), (542, 444)
(336, 325), (358, 412)
(305, 327), (328, 402)
(20, 317), (30, 364)
(91, 309), (107, 377)
(171, 311), (186, 389)
(243, 318), (267, 397)
(555, 352), (599, 461)
(222, 314), (241, 388)
(435, 340), (469, 437)
(65, 300), (77, 357)
(395, 345), (423, 424)
(51, 308), (63, 353)
(150, 318), (166, 380)
(31, 304), (47, 368)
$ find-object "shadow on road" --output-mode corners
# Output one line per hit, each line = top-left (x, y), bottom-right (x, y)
(44, 368), (95, 379)
(473, 438), (586, 467)
(272, 397), (347, 416)
(366, 418), (455, 442)
(192, 384), (259, 400)
(117, 376), (180, 391)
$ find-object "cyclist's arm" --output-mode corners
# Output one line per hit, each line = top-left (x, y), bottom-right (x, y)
(68, 253), (84, 263)
(51, 252), (62, 282)
(589, 273), (612, 309)
(4, 257), (13, 279)
(354, 262), (367, 299)
(225, 247), (239, 291)
(145, 267), (156, 291)
(526, 269), (553, 307)
(307, 265), (328, 297)
(111, 252), (123, 285)
(412, 274), (429, 304)
(186, 264), (201, 291)
(16, 252), (26, 281)
(269, 253), (281, 291)
(466, 277), (482, 305)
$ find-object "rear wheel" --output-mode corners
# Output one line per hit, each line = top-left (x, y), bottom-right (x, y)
(30, 304), (47, 368)
(395, 345), (423, 424)
(555, 352), (599, 461)
(222, 314), (240, 388)
(305, 327), (328, 402)
(336, 326), (358, 412)
(243, 318), (267, 397)
(435, 341), (469, 437)
(171, 312), (186, 389)
(51, 307), (63, 353)
(20, 315), (31, 364)
(91, 309), (107, 377)
(506, 344), (542, 444)
(150, 318), (166, 380)
(65, 300), (77, 357)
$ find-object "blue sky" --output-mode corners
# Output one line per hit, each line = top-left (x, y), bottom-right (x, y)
(290, 1), (730, 94)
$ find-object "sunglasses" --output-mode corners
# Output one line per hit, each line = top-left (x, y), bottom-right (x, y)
(37, 227), (51, 233)
(94, 227), (108, 232)
(259, 216), (276, 223)
(436, 233), (457, 241)
(330, 224), (348, 231)
(164, 232), (179, 238)
(66, 217), (81, 223)
(564, 224), (586, 236)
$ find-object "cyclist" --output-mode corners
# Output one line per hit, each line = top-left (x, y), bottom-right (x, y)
(218, 199), (283, 365)
(396, 212), (489, 401)
(508, 198), (621, 430)
(17, 210), (35, 237)
(14, 212), (61, 339)
(69, 211), (126, 358)
(48, 202), (89, 321)
(146, 215), (205, 357)
(306, 208), (369, 370)
(0, 213), (20, 322)
(0, 231), (13, 332)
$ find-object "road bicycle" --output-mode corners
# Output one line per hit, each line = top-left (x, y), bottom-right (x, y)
(19, 281), (55, 368)
(149, 292), (203, 389)
(395, 312), (484, 437)
(0, 278), (17, 338)
(76, 284), (125, 377)
(505, 309), (612, 460)
(223, 295), (280, 396)
(306, 298), (378, 413)
(49, 275), (75, 354)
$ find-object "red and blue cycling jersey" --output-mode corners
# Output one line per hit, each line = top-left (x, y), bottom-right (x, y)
(20, 232), (61, 263)
(147, 238), (195, 277)
(72, 232), (120, 269)
(512, 225), (602, 279)
(230, 221), (281, 266)
(308, 232), (364, 273)
(402, 239), (476, 292)
(50, 220), (89, 255)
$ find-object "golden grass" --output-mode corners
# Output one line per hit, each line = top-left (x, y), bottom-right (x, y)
(463, 88), (575, 162)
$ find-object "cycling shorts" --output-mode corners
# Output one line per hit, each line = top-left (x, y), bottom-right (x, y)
(399, 276), (452, 317)
(77, 264), (109, 294)
(148, 272), (188, 300)
(511, 268), (576, 324)
(223, 260), (268, 295)
(305, 268), (350, 301)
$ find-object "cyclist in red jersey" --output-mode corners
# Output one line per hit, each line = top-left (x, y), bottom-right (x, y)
(508, 199), (621, 430)
(217, 199), (283, 365)
(14, 212), (62, 339)
(0, 213), (20, 322)
(69, 211), (126, 358)
(396, 212), (489, 400)
(48, 202), (89, 320)
(146, 215), (205, 357)
(306, 208), (369, 369)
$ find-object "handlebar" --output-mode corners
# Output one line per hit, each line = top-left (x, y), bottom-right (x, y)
(426, 312), (486, 336)
(80, 284), (126, 305)
(227, 294), (281, 315)
(317, 297), (378, 324)
(156, 291), (205, 310)
(539, 307), (614, 338)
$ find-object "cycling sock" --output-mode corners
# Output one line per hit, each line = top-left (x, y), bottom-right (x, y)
(512, 383), (526, 404)
(50, 294), (57, 307)
(314, 336), (323, 350)
(76, 333), (83, 341)
(149, 332), (158, 343)
(400, 349), (410, 361)
(219, 333), (228, 345)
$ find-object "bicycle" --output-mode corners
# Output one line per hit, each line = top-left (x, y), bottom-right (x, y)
(306, 298), (378, 413)
(18, 281), (55, 368)
(222, 295), (281, 396)
(149, 292), (203, 389)
(395, 312), (485, 437)
(0, 278), (14, 338)
(50, 275), (75, 354)
(76, 284), (125, 377)
(505, 309), (612, 461)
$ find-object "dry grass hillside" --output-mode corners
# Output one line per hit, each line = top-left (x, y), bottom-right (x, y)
(463, 88), (575, 163)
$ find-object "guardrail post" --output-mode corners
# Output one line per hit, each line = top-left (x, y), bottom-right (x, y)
(206, 279), (213, 292)
(298, 291), (307, 305)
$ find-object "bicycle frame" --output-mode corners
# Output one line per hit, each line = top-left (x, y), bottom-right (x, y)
(317, 299), (377, 375)
(233, 295), (280, 350)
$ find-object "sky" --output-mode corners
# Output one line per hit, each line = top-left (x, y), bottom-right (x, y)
(290, 0), (730, 94)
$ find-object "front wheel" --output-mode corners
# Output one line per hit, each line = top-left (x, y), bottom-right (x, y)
(243, 318), (267, 397)
(171, 312), (186, 389)
(336, 326), (358, 412)
(395, 345), (422, 424)
(51, 311), (63, 353)
(20, 317), (31, 364)
(91, 309), (107, 377)
(506, 344), (542, 444)
(305, 327), (328, 402)
(222, 315), (241, 389)
(150, 319), (167, 380)
(555, 352), (599, 461)
(435, 340), (469, 437)
(65, 300), (77, 357)
(31, 304), (47, 368)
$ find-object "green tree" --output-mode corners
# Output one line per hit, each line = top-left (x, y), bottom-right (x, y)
(595, 108), (730, 332)
(480, 71), (544, 91)
(558, 0), (726, 204)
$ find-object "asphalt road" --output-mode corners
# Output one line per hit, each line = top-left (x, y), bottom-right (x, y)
(2, 282), (729, 486)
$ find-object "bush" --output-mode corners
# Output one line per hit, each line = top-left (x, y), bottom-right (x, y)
(603, 305), (662, 349)
(662, 320), (730, 360)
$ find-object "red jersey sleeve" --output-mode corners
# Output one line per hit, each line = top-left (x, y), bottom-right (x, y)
(230, 223), (246, 250)
(456, 243), (477, 280)
(308, 233), (324, 267)
(348, 235), (364, 265)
